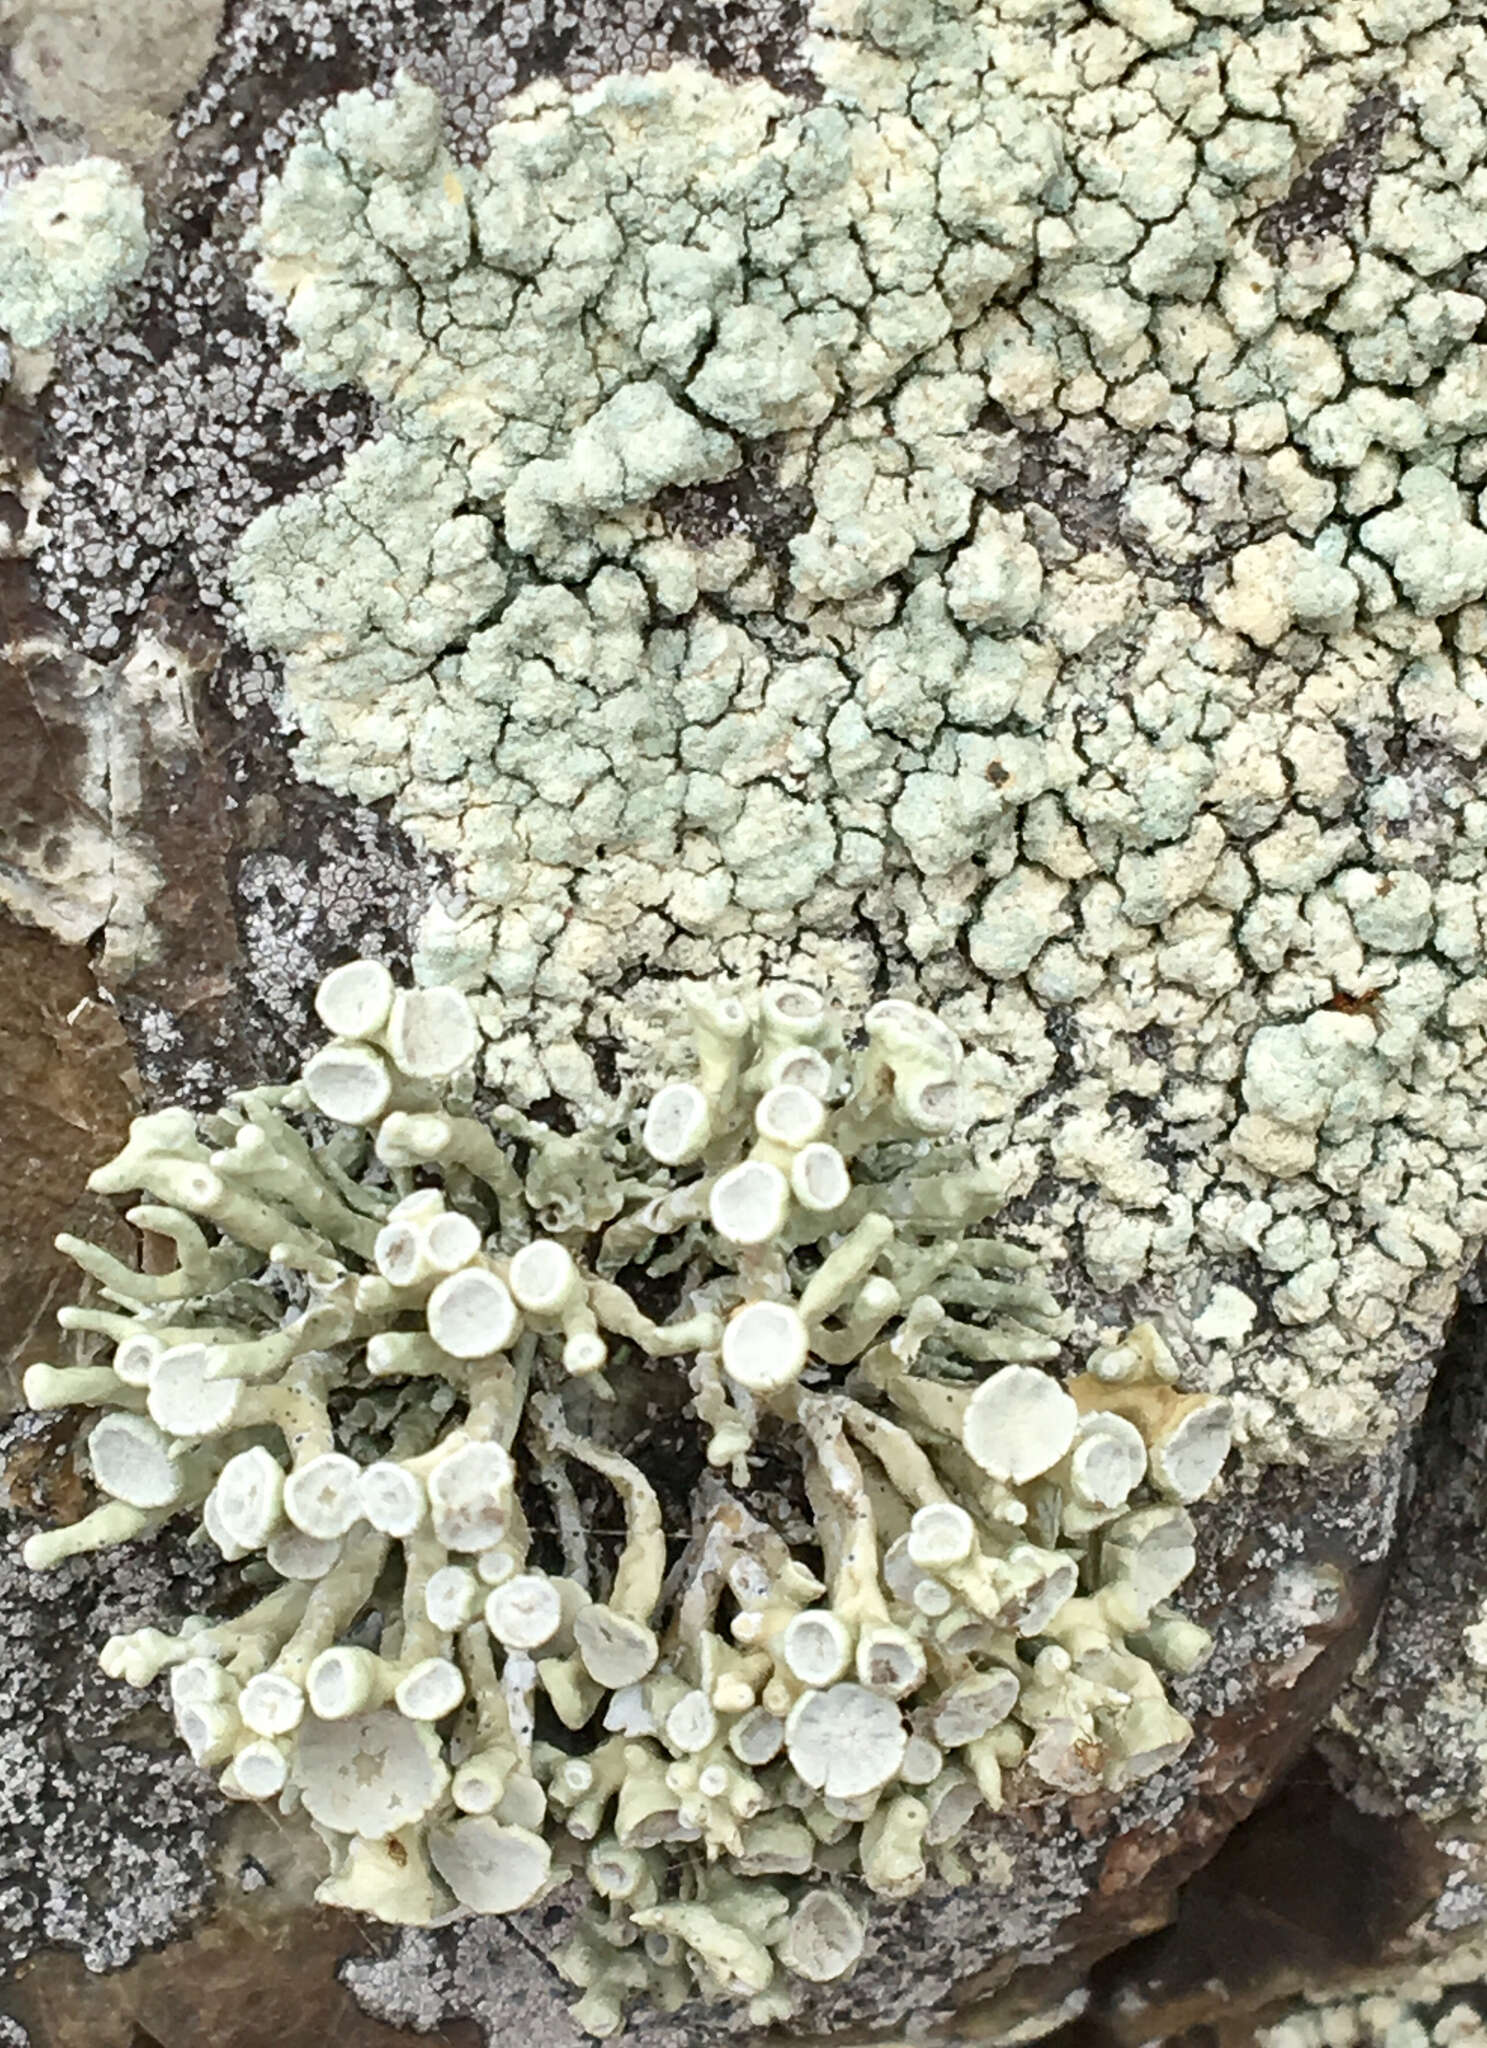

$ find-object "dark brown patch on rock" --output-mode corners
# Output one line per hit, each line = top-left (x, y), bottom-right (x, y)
(1257, 92), (1402, 258)
(1040, 1765), (1451, 2048)
(0, 910), (136, 1409)
(5, 1873), (484, 2048)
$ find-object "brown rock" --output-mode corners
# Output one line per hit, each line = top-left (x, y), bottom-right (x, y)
(0, 911), (135, 1410)
(6, 1862), (482, 2048)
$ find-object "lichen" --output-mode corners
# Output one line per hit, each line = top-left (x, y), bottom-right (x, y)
(0, 157), (148, 349)
(214, 4), (1487, 1478)
(12, 0), (1487, 2024)
(21, 961), (1227, 2036)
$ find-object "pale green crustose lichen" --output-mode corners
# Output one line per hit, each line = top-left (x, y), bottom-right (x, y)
(0, 156), (148, 349)
(221, 16), (1487, 1485)
(22, 960), (1228, 2036)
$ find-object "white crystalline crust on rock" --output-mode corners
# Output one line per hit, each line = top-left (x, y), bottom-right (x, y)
(22, 962), (1228, 2038)
(0, 1504), (220, 1980)
(228, 2), (1487, 1469)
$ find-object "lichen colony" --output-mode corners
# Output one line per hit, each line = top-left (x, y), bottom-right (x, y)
(23, 964), (1228, 2032)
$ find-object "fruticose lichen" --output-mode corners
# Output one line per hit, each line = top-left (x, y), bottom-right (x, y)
(0, 157), (148, 349)
(21, 960), (1228, 2036)
(216, 8), (1487, 1480)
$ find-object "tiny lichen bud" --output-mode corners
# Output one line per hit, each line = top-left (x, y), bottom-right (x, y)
(426, 1267), (520, 1358)
(265, 1528), (342, 1580)
(782, 1610), (853, 1688)
(88, 1412), (183, 1509)
(487, 1574), (567, 1650)
(755, 1085), (827, 1150)
(284, 1453), (364, 1539)
(907, 1502), (976, 1571)
(314, 959), (395, 1040)
(385, 986), (479, 1079)
(240, 1673), (306, 1737)
(234, 1740), (291, 1800)
(790, 1142), (851, 1212)
(148, 1346), (243, 1438)
(429, 1818), (552, 1914)
(643, 1082), (712, 1165)
(722, 1300), (810, 1395)
(112, 1333), (164, 1386)
(358, 1462), (428, 1538)
(709, 1160), (791, 1245)
(213, 1446), (287, 1549)
(778, 1890), (866, 1982)
(395, 1657), (467, 1721)
(786, 1684), (908, 1800)
(302, 1042), (395, 1124)
(427, 1442), (515, 1550)
(962, 1364), (1079, 1484)
(307, 1647), (386, 1721)
(509, 1239), (581, 1314)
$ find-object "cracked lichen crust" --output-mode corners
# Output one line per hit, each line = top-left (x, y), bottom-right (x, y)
(227, 10), (1487, 1469)
(21, 962), (1227, 2037)
(0, 157), (148, 349)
